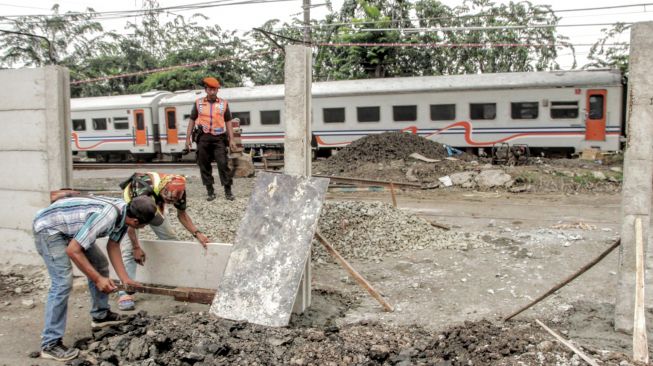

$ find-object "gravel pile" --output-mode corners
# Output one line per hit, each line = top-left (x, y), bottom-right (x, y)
(319, 132), (469, 174)
(0, 266), (48, 298)
(63, 311), (605, 366)
(141, 196), (486, 262)
(315, 201), (487, 262)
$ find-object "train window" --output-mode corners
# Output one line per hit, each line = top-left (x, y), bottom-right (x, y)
(114, 117), (129, 130)
(589, 95), (604, 119)
(92, 118), (107, 130)
(166, 109), (176, 129)
(357, 106), (380, 122)
(393, 105), (417, 122)
(232, 112), (250, 126)
(550, 101), (579, 119)
(430, 104), (456, 121)
(261, 110), (280, 125)
(511, 102), (539, 119)
(323, 108), (345, 123)
(183, 114), (191, 120)
(72, 119), (86, 131)
(470, 103), (496, 120)
(135, 112), (145, 130)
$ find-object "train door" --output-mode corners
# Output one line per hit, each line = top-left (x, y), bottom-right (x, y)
(165, 107), (178, 145)
(134, 109), (147, 146)
(585, 90), (607, 141)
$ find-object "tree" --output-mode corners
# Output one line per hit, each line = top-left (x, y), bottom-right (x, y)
(0, 4), (114, 68)
(584, 23), (629, 75)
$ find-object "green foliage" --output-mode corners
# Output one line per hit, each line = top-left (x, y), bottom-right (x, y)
(584, 23), (629, 75)
(0, 0), (627, 95)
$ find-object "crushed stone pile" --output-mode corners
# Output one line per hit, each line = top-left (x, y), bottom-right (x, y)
(0, 266), (48, 298)
(314, 201), (487, 262)
(322, 132), (468, 171)
(142, 199), (487, 262)
(63, 312), (611, 366)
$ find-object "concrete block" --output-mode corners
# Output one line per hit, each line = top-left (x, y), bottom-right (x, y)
(624, 106), (653, 159)
(0, 68), (48, 110)
(0, 228), (42, 266)
(0, 152), (51, 191)
(78, 239), (233, 289)
(0, 111), (48, 151)
(210, 173), (329, 327)
(621, 159), (653, 216)
(0, 190), (49, 231)
(629, 22), (653, 94)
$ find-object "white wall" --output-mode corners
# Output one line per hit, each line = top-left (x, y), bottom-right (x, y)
(0, 66), (72, 265)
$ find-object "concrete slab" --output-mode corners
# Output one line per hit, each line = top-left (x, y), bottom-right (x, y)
(210, 172), (329, 327)
(74, 239), (233, 289)
(0, 190), (50, 230)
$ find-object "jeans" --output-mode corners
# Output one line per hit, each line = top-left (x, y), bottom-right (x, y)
(34, 230), (110, 348)
(119, 218), (177, 293)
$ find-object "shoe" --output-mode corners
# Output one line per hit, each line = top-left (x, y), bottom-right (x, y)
(224, 186), (235, 201)
(117, 294), (135, 311)
(207, 193), (217, 201)
(206, 185), (216, 201)
(41, 340), (79, 361)
(91, 310), (126, 329)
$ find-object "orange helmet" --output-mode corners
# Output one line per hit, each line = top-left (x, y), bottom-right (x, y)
(202, 77), (220, 88)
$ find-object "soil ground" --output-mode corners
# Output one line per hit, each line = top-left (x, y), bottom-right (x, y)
(0, 165), (648, 365)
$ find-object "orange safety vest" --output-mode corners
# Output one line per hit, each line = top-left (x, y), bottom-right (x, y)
(195, 97), (228, 135)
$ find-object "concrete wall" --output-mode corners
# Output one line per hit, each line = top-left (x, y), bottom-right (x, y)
(0, 66), (72, 265)
(615, 21), (653, 333)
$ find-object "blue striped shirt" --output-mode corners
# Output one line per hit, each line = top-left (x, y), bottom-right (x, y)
(33, 197), (128, 250)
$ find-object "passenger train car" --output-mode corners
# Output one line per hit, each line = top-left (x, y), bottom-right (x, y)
(70, 69), (624, 160)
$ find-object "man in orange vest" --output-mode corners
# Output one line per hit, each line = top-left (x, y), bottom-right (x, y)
(185, 76), (235, 201)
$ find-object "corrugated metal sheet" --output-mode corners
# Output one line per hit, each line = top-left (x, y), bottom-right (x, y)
(71, 91), (172, 110)
(159, 69), (622, 105)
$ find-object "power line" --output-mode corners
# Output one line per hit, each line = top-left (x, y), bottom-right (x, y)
(361, 22), (634, 33)
(70, 49), (277, 85)
(314, 42), (628, 49)
(272, 3), (652, 31)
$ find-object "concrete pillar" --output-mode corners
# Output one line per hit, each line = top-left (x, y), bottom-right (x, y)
(615, 21), (653, 333)
(284, 45), (313, 313)
(0, 66), (72, 265)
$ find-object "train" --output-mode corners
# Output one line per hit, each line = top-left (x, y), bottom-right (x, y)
(70, 69), (624, 161)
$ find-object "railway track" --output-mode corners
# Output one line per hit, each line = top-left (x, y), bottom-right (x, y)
(73, 161), (281, 170)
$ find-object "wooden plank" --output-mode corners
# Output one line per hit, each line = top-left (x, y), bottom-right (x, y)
(315, 232), (394, 312)
(633, 217), (649, 363)
(535, 319), (599, 366)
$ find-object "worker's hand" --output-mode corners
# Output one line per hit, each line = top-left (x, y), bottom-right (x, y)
(122, 278), (142, 292)
(185, 141), (192, 150)
(133, 247), (146, 265)
(196, 232), (209, 248)
(229, 142), (237, 152)
(95, 276), (117, 294)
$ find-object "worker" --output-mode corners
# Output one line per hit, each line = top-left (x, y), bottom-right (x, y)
(117, 172), (210, 311)
(185, 76), (236, 201)
(33, 195), (159, 362)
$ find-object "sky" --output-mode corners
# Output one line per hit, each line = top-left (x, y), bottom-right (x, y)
(1, 0), (652, 69)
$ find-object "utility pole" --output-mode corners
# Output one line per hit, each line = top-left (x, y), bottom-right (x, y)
(303, 0), (311, 44)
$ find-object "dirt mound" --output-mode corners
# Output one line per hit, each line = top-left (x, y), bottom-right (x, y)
(66, 312), (571, 366)
(322, 132), (468, 173)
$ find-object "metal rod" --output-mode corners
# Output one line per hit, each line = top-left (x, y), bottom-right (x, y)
(389, 182), (397, 207)
(315, 232), (394, 312)
(503, 238), (621, 321)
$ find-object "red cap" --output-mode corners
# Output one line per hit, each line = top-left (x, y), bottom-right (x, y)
(203, 77), (220, 88)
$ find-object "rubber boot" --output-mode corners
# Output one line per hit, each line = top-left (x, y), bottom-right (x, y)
(224, 185), (235, 201)
(206, 185), (216, 201)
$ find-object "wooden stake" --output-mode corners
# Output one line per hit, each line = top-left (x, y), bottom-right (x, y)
(315, 232), (394, 312)
(389, 182), (397, 208)
(503, 238), (621, 321)
(429, 221), (451, 231)
(535, 319), (599, 366)
(633, 217), (649, 363)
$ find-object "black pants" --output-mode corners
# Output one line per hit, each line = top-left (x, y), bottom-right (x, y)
(197, 133), (232, 187)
